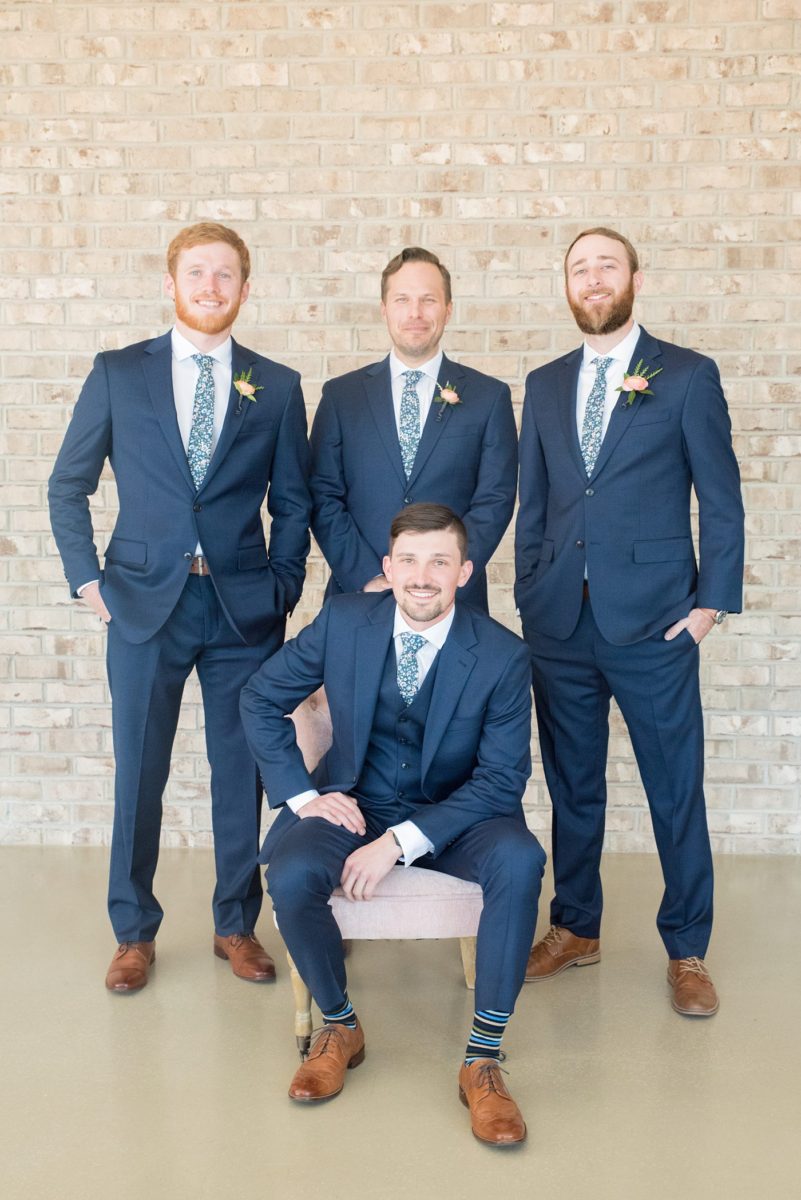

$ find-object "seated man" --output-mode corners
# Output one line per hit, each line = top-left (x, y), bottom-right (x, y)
(240, 504), (545, 1146)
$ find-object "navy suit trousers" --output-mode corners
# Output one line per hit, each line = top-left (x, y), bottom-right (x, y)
(106, 574), (284, 941)
(266, 814), (545, 1015)
(524, 594), (713, 958)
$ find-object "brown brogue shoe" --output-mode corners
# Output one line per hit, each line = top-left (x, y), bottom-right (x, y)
(525, 925), (600, 981)
(288, 1020), (365, 1103)
(458, 1059), (527, 1146)
(667, 957), (719, 1016)
(213, 933), (276, 982)
(105, 941), (155, 993)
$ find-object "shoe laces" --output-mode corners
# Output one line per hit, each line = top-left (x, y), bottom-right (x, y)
(542, 925), (564, 950)
(228, 933), (255, 949)
(471, 1060), (509, 1095)
(675, 956), (711, 980)
(308, 1025), (345, 1056)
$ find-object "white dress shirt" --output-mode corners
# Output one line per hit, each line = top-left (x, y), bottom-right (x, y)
(388, 349), (443, 435)
(575, 322), (641, 442)
(171, 327), (233, 555)
(287, 604), (457, 866)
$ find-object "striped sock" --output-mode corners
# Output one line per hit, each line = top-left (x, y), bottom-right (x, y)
(465, 1008), (511, 1064)
(322, 995), (358, 1030)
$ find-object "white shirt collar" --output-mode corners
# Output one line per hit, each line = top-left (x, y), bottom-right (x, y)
(581, 322), (641, 369)
(388, 349), (443, 385)
(171, 326), (233, 367)
(393, 602), (455, 649)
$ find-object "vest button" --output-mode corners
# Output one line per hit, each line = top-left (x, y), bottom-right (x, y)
(193, 503), (202, 512)
(401, 762), (409, 769)
(575, 539), (585, 548)
(585, 487), (594, 496)
(398, 790), (405, 798)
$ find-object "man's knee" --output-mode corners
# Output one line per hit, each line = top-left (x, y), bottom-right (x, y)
(482, 823), (546, 896)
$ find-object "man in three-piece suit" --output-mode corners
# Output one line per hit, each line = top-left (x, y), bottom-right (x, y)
(240, 504), (545, 1146)
(48, 222), (311, 992)
(309, 246), (517, 613)
(515, 228), (744, 1016)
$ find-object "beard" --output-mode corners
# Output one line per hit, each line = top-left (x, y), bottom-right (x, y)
(173, 290), (243, 337)
(397, 586), (449, 627)
(568, 277), (635, 336)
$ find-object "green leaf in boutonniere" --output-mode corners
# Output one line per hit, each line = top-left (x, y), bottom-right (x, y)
(434, 381), (461, 422)
(615, 358), (663, 407)
(234, 368), (263, 414)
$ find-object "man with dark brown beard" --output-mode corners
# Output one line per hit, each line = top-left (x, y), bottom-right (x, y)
(49, 223), (311, 992)
(515, 228), (744, 1017)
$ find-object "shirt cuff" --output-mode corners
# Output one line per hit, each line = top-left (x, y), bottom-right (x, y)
(77, 580), (99, 596)
(389, 820), (433, 866)
(286, 789), (319, 814)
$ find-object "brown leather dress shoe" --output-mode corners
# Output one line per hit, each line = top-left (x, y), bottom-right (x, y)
(288, 1021), (365, 1103)
(458, 1059), (527, 1146)
(105, 941), (155, 992)
(213, 933), (276, 982)
(667, 957), (719, 1016)
(525, 925), (600, 981)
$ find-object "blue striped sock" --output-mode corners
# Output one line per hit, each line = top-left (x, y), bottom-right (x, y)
(322, 995), (358, 1030)
(465, 1008), (511, 1064)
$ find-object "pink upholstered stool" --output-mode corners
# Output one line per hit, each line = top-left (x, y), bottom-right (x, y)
(283, 692), (484, 1057)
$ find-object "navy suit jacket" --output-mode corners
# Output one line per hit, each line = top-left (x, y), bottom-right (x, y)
(309, 354), (518, 610)
(514, 327), (745, 646)
(240, 591), (533, 859)
(48, 331), (311, 645)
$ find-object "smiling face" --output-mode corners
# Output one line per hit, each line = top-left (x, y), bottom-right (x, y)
(380, 260), (453, 366)
(565, 233), (642, 339)
(383, 528), (472, 630)
(165, 241), (250, 346)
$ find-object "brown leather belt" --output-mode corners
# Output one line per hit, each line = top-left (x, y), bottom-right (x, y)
(583, 580), (590, 599)
(188, 556), (211, 576)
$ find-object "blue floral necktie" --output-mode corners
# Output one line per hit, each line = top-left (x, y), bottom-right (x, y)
(580, 356), (612, 476)
(187, 353), (215, 489)
(397, 632), (426, 706)
(399, 369), (423, 479)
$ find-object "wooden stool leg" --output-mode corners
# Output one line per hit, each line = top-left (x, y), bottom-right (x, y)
(459, 937), (477, 991)
(286, 951), (313, 1059)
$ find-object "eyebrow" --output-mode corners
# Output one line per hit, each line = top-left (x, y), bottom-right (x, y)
(569, 254), (621, 268)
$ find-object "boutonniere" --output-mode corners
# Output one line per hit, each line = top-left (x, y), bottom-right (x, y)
(234, 368), (263, 415)
(616, 359), (663, 407)
(434, 381), (461, 422)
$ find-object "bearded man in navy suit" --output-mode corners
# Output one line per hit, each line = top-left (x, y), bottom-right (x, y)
(515, 228), (744, 1017)
(241, 504), (544, 1146)
(309, 247), (517, 613)
(49, 222), (311, 993)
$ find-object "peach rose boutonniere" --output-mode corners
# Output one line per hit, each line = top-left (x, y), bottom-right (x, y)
(616, 358), (663, 407)
(434, 380), (461, 422)
(234, 368), (263, 415)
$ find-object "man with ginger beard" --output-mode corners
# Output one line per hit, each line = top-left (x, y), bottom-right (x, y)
(515, 228), (744, 1016)
(49, 222), (311, 992)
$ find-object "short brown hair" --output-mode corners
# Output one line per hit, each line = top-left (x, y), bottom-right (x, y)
(166, 222), (251, 282)
(381, 246), (452, 304)
(389, 503), (467, 561)
(564, 227), (639, 278)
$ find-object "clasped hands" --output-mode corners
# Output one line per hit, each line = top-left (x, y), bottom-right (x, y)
(298, 792), (401, 901)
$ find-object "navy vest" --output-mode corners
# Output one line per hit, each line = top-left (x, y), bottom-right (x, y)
(352, 640), (439, 830)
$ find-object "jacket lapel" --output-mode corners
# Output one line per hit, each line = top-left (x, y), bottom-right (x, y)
(557, 347), (588, 480)
(352, 600), (396, 775)
(421, 604), (478, 780)
(364, 359), (408, 487)
(198, 338), (255, 493)
(589, 327), (663, 480)
(141, 333), (195, 493)
(406, 355), (467, 487)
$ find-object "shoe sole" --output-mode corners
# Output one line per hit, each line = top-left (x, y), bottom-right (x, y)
(214, 943), (276, 982)
(288, 1047), (365, 1103)
(525, 951), (600, 982)
(667, 974), (719, 1016)
(459, 1088), (527, 1146)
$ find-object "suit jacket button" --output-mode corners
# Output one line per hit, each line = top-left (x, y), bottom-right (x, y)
(184, 552), (192, 559)
(398, 790), (405, 798)
(585, 487), (594, 496)
(193, 503), (202, 512)
(403, 496), (412, 504)
(575, 539), (585, 548)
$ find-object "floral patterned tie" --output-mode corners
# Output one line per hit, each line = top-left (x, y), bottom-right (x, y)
(187, 353), (215, 489)
(399, 369), (423, 479)
(397, 632), (426, 705)
(580, 356), (612, 476)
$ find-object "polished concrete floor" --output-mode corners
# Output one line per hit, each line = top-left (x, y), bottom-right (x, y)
(1, 848), (799, 1200)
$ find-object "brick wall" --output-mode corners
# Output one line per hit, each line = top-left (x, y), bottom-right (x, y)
(2, 1), (799, 853)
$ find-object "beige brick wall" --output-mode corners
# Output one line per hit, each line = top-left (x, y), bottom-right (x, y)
(2, 1), (799, 853)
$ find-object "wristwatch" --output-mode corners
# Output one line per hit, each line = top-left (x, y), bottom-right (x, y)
(712, 610), (728, 625)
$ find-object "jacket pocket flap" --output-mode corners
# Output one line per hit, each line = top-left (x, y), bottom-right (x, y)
(238, 543), (269, 571)
(633, 537), (693, 563)
(105, 537), (147, 566)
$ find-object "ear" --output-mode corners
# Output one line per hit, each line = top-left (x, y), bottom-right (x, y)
(632, 270), (644, 297)
(239, 279), (250, 305)
(457, 559), (473, 588)
(164, 273), (176, 300)
(382, 553), (392, 582)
